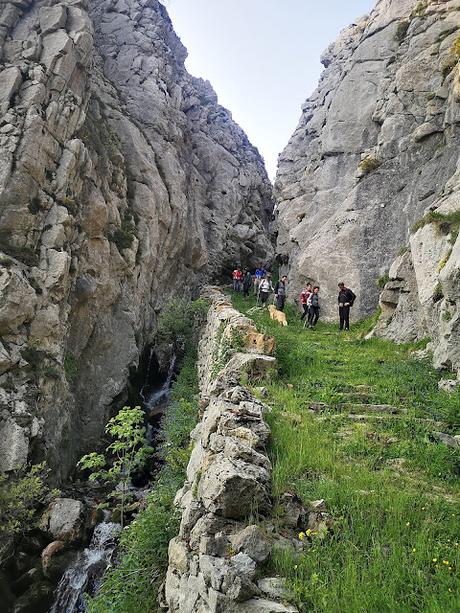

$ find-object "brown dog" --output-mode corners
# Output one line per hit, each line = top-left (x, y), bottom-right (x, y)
(268, 304), (288, 327)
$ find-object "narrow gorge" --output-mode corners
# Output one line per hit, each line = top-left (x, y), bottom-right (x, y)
(1, 0), (459, 612)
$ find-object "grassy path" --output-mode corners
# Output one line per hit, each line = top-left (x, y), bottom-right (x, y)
(232, 293), (460, 613)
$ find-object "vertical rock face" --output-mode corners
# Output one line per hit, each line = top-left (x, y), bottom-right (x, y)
(0, 0), (273, 478)
(275, 0), (460, 320)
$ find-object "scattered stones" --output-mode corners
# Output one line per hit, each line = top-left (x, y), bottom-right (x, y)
(438, 379), (459, 394)
(432, 431), (460, 449)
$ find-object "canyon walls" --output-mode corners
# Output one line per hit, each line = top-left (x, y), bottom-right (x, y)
(0, 0), (273, 479)
(275, 0), (460, 329)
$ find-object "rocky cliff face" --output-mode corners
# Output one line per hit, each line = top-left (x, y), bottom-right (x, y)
(0, 0), (273, 479)
(275, 0), (460, 323)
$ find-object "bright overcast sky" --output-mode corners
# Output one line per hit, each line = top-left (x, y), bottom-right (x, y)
(166, 0), (375, 180)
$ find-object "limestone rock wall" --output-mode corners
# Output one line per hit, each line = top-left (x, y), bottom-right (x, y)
(0, 0), (273, 478)
(372, 163), (460, 376)
(275, 0), (460, 320)
(164, 288), (297, 613)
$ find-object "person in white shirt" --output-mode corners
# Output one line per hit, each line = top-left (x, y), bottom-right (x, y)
(258, 275), (274, 307)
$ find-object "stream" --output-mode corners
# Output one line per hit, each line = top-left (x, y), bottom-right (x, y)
(38, 350), (177, 613)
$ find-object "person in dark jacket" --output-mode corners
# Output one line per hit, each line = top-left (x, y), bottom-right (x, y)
(242, 269), (252, 300)
(338, 282), (356, 331)
(307, 286), (320, 328)
(274, 276), (288, 311)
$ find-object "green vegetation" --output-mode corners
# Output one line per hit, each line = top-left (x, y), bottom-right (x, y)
(64, 354), (79, 383)
(376, 272), (390, 289)
(88, 300), (205, 611)
(0, 464), (58, 565)
(410, 1), (427, 19)
(155, 297), (208, 351)
(439, 250), (452, 272)
(358, 155), (381, 176)
(109, 216), (138, 252)
(88, 351), (199, 613)
(231, 293), (460, 613)
(433, 281), (444, 303)
(411, 209), (460, 236)
(78, 407), (153, 528)
(395, 20), (410, 42)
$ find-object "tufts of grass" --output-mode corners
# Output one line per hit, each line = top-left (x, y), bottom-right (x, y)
(411, 209), (460, 235)
(231, 291), (460, 612)
(358, 156), (382, 177)
(376, 273), (390, 289)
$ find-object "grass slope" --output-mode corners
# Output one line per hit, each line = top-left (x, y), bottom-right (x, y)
(232, 293), (460, 613)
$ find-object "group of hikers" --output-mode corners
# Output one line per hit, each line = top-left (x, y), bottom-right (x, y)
(232, 266), (356, 331)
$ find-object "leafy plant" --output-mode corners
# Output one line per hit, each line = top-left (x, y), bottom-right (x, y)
(78, 407), (153, 528)
(0, 464), (57, 565)
(89, 351), (200, 613)
(155, 298), (208, 353)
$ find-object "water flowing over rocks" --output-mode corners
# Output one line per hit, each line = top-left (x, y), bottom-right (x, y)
(0, 0), (273, 479)
(275, 0), (460, 327)
(163, 288), (297, 613)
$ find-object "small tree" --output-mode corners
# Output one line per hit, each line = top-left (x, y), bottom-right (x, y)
(78, 407), (153, 527)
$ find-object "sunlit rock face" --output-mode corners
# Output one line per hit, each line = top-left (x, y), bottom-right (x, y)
(0, 0), (273, 479)
(275, 0), (460, 325)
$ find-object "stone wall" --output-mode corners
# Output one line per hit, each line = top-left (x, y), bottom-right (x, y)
(275, 0), (460, 320)
(164, 288), (297, 613)
(0, 1), (273, 478)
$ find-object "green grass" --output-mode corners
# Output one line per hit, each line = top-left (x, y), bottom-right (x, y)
(88, 351), (199, 613)
(231, 292), (460, 613)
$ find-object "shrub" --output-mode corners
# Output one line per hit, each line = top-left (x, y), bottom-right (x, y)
(394, 20), (410, 42)
(358, 156), (381, 176)
(78, 407), (153, 528)
(412, 209), (460, 235)
(109, 217), (138, 252)
(0, 464), (57, 565)
(64, 355), (79, 382)
(376, 273), (390, 289)
(432, 281), (444, 303)
(441, 53), (457, 78)
(155, 298), (208, 352)
(410, 1), (427, 18)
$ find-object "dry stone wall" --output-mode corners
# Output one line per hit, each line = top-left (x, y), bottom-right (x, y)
(0, 1), (273, 478)
(275, 0), (460, 321)
(164, 288), (297, 613)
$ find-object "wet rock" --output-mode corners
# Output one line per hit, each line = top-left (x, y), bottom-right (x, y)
(40, 498), (84, 543)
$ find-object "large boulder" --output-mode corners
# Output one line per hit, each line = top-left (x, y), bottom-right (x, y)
(40, 498), (85, 543)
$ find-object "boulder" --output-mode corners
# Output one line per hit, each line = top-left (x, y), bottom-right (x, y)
(230, 525), (271, 562)
(40, 498), (84, 543)
(0, 419), (29, 471)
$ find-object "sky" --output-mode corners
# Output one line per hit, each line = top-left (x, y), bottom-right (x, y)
(166, 0), (375, 180)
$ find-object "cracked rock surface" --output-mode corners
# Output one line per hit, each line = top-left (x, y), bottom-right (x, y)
(275, 0), (460, 322)
(0, 0), (273, 478)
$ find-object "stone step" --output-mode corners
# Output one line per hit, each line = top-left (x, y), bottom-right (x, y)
(339, 403), (406, 415)
(317, 414), (447, 428)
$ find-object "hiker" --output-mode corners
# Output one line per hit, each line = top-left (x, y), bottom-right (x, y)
(258, 274), (274, 307)
(232, 267), (243, 292)
(254, 266), (265, 295)
(307, 286), (320, 329)
(300, 283), (313, 320)
(274, 275), (288, 311)
(338, 282), (356, 331)
(243, 268), (252, 300)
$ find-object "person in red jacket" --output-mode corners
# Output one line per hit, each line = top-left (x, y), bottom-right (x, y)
(232, 267), (243, 292)
(300, 283), (312, 320)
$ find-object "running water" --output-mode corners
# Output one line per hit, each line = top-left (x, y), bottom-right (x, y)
(140, 352), (176, 413)
(49, 522), (122, 613)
